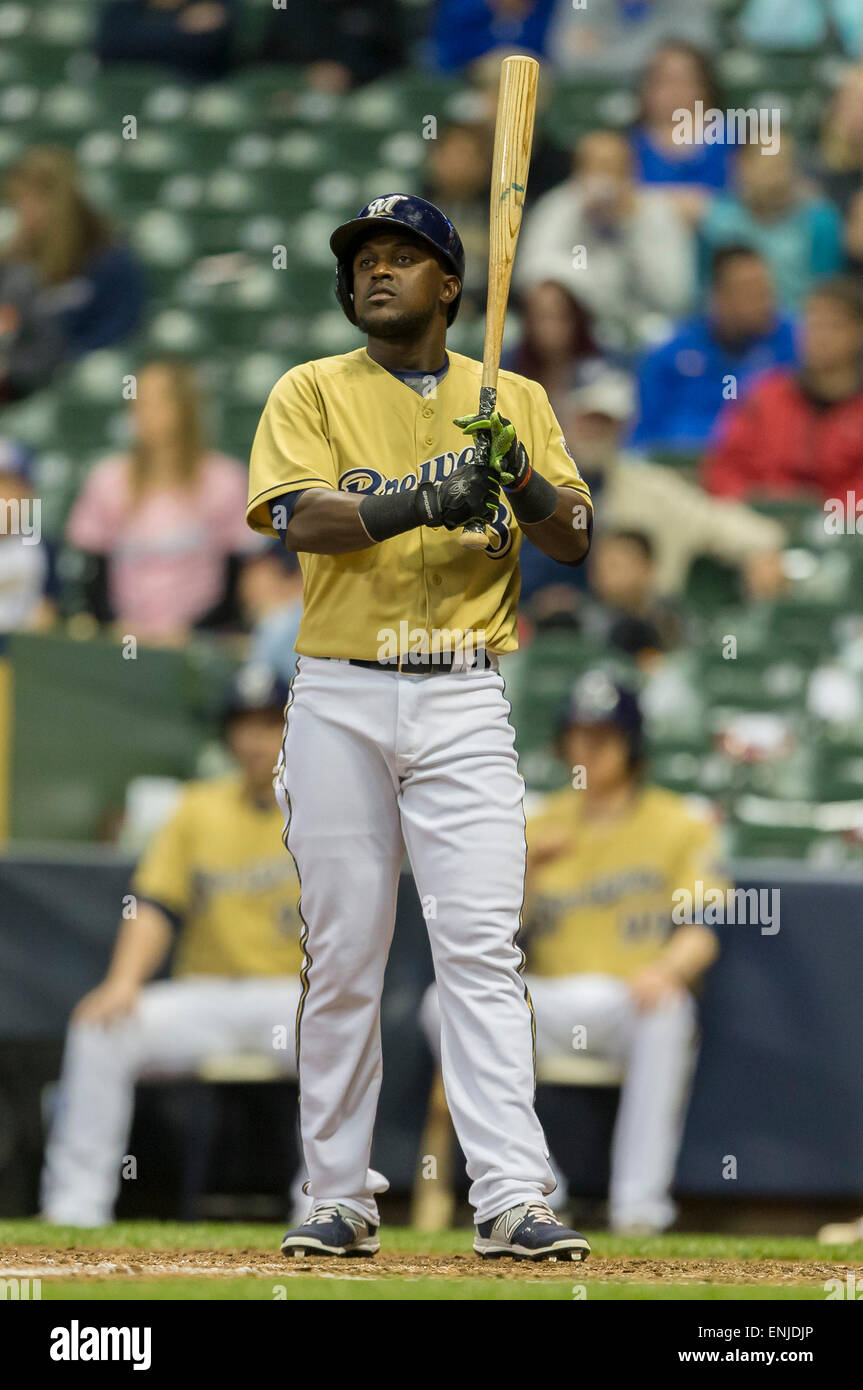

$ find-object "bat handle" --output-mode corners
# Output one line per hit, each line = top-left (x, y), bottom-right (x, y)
(458, 385), (497, 551)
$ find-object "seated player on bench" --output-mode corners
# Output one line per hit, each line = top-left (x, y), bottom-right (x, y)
(41, 667), (305, 1226)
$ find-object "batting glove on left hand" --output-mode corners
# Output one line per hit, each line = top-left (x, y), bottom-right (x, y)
(453, 410), (530, 490)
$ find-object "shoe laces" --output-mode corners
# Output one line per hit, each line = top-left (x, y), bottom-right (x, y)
(523, 1201), (561, 1226)
(306, 1203), (343, 1225)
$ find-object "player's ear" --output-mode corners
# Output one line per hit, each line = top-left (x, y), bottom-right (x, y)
(441, 275), (460, 307)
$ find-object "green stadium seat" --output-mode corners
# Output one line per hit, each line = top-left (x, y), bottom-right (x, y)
(129, 209), (197, 267)
(817, 733), (863, 802)
(700, 650), (810, 711)
(140, 307), (214, 355)
(31, 5), (95, 48)
(765, 598), (845, 658)
(65, 349), (136, 402)
(726, 814), (824, 860)
(53, 393), (127, 456)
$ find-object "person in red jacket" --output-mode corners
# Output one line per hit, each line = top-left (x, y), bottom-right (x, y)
(703, 277), (863, 502)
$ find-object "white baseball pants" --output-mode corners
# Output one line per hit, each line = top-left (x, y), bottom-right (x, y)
(422, 972), (697, 1231)
(276, 656), (555, 1226)
(41, 976), (302, 1226)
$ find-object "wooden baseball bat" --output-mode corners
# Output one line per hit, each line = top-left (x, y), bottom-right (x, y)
(458, 54), (539, 551)
(410, 1068), (456, 1232)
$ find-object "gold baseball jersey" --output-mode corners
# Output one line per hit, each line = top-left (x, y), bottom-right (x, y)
(524, 785), (726, 979)
(132, 775), (304, 978)
(246, 348), (592, 660)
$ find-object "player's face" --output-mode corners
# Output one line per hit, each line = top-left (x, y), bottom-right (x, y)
(562, 724), (632, 795)
(226, 710), (285, 788)
(352, 234), (457, 338)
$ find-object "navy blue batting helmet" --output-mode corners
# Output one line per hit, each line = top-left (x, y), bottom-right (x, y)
(330, 194), (465, 326)
(222, 665), (291, 730)
(558, 670), (644, 766)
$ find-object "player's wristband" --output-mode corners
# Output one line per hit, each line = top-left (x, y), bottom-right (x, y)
(505, 467), (559, 525)
(359, 482), (440, 542)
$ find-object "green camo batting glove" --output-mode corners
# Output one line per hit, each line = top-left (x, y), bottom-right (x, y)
(453, 410), (529, 490)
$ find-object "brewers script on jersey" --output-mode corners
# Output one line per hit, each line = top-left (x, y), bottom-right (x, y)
(246, 193), (593, 1261)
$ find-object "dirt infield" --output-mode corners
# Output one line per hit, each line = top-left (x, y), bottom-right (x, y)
(3, 1245), (859, 1285)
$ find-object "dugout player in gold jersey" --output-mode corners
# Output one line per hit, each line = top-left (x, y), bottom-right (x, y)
(247, 195), (594, 1261)
(526, 671), (722, 1233)
(422, 670), (723, 1233)
(41, 668), (305, 1227)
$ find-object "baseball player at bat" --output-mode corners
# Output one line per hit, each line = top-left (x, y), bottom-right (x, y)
(246, 193), (593, 1261)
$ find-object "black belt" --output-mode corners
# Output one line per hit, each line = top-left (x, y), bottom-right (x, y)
(343, 649), (495, 676)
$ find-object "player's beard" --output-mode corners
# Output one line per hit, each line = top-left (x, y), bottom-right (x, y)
(355, 301), (437, 340)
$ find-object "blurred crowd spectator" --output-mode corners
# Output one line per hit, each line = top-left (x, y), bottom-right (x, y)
(517, 130), (695, 351)
(633, 245), (797, 452)
(1, 148), (144, 400)
(559, 370), (786, 600)
(65, 359), (262, 646)
(700, 139), (844, 311)
(549, 0), (718, 77)
(630, 42), (731, 212)
(738, 0), (863, 55)
(0, 438), (56, 639)
(502, 280), (604, 417)
(704, 277), (863, 502)
(97, 1), (238, 79)
(423, 121), (493, 313)
(256, 0), (403, 93)
(811, 64), (863, 216)
(239, 545), (304, 687)
(431, 0), (556, 73)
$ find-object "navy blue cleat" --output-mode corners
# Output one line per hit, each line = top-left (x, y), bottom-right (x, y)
(474, 1201), (591, 1262)
(280, 1203), (380, 1258)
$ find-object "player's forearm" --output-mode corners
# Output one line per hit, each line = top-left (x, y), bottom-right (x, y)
(657, 924), (719, 987)
(283, 466), (498, 553)
(283, 489), (376, 554)
(520, 487), (593, 565)
(106, 903), (174, 987)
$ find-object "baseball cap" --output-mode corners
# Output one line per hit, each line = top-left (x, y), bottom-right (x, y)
(568, 370), (635, 422)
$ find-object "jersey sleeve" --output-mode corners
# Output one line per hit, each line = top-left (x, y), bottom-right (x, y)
(246, 365), (339, 537)
(131, 792), (195, 924)
(531, 385), (593, 501)
(668, 808), (729, 932)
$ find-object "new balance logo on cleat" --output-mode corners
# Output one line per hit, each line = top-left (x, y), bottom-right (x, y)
(280, 1203), (380, 1259)
(474, 1201), (591, 1262)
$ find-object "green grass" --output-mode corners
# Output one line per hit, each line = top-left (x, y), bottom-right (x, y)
(2, 1220), (860, 1302)
(37, 1278), (832, 1302)
(3, 1219), (862, 1263)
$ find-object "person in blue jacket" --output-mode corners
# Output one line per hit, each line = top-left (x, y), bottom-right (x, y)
(631, 40), (733, 196)
(631, 244), (797, 453)
(431, 0), (556, 72)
